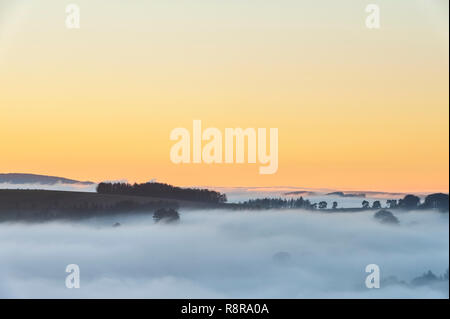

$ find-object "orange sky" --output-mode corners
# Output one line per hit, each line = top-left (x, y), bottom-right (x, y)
(0, 1), (448, 193)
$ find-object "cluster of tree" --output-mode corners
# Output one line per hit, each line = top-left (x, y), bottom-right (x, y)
(373, 209), (399, 224)
(382, 269), (448, 288)
(359, 193), (449, 211)
(316, 201), (340, 209)
(237, 198), (374, 211)
(385, 193), (448, 212)
(153, 208), (180, 223)
(96, 182), (227, 204)
(237, 197), (317, 210)
(237, 193), (449, 212)
(411, 269), (449, 287)
(362, 200), (382, 209)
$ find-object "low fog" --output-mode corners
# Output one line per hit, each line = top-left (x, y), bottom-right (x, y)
(211, 186), (407, 208)
(0, 182), (97, 193)
(0, 209), (448, 298)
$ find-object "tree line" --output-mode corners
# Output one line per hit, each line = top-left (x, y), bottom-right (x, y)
(385, 193), (448, 211)
(96, 182), (227, 204)
(236, 193), (448, 211)
(237, 197), (315, 210)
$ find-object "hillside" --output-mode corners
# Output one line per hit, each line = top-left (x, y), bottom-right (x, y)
(0, 189), (230, 222)
(0, 173), (94, 185)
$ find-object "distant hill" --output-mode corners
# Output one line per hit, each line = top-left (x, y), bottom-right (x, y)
(284, 191), (317, 196)
(0, 173), (94, 185)
(326, 191), (366, 198)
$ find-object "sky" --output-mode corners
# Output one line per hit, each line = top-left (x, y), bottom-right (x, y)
(0, 0), (448, 192)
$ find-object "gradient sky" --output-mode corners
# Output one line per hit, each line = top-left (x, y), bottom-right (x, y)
(0, 0), (448, 192)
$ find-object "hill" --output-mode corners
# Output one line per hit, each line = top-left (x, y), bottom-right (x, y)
(0, 189), (230, 222)
(0, 173), (94, 185)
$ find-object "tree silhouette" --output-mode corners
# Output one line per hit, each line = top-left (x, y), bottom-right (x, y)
(422, 193), (449, 211)
(372, 201), (381, 209)
(374, 209), (399, 224)
(237, 197), (315, 210)
(362, 200), (370, 209)
(97, 182), (227, 204)
(153, 208), (180, 223)
(398, 194), (420, 209)
(318, 201), (327, 209)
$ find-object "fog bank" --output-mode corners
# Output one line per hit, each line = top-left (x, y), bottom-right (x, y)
(0, 209), (448, 298)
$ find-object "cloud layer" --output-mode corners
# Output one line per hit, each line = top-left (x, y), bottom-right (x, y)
(0, 209), (448, 298)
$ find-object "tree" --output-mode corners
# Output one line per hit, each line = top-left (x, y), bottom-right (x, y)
(153, 208), (180, 223)
(374, 209), (399, 224)
(372, 201), (381, 209)
(318, 201), (327, 209)
(398, 194), (420, 209)
(411, 270), (439, 286)
(422, 193), (449, 211)
(237, 197), (315, 210)
(332, 201), (338, 209)
(96, 181), (227, 204)
(362, 200), (370, 209)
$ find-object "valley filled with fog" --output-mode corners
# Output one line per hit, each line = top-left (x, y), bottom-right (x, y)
(0, 181), (408, 208)
(0, 208), (448, 298)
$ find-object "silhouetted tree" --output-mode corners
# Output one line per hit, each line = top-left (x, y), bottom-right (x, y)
(398, 194), (420, 209)
(97, 182), (227, 204)
(318, 201), (327, 209)
(374, 209), (399, 224)
(153, 208), (180, 223)
(422, 193), (449, 211)
(411, 270), (439, 286)
(362, 200), (370, 209)
(237, 197), (315, 210)
(372, 201), (381, 209)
